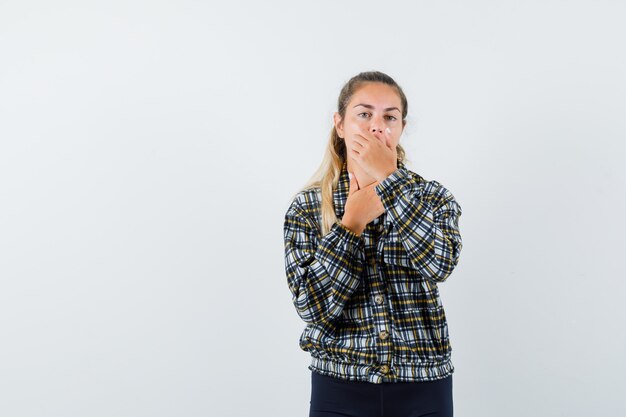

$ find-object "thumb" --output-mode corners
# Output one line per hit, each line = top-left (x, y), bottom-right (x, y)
(348, 171), (359, 195)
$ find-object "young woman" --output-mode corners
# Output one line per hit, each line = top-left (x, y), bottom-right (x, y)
(283, 71), (463, 417)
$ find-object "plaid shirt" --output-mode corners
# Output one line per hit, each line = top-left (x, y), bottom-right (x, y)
(283, 159), (463, 384)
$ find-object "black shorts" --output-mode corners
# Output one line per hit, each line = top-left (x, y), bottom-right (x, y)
(309, 370), (453, 417)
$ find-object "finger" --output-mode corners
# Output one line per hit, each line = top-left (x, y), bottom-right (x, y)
(352, 134), (369, 150)
(360, 131), (378, 143)
(369, 130), (386, 148)
(384, 127), (393, 148)
(352, 136), (365, 149)
(348, 171), (359, 194)
(348, 172), (355, 194)
(357, 132), (377, 147)
(365, 180), (380, 190)
(355, 133), (369, 142)
(387, 128), (398, 154)
(348, 146), (362, 158)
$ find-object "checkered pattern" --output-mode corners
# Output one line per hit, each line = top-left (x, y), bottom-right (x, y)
(283, 159), (463, 384)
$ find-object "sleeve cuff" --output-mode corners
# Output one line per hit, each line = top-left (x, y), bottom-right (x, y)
(333, 220), (362, 245)
(375, 167), (411, 204)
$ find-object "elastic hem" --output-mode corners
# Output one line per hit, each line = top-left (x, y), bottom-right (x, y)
(309, 354), (454, 384)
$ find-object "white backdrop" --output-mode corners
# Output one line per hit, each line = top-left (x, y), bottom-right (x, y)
(1, 1), (624, 416)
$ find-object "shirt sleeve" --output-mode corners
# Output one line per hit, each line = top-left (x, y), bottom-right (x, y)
(283, 202), (365, 325)
(374, 167), (463, 284)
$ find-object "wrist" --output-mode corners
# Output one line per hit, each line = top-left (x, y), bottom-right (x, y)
(340, 216), (364, 236)
(377, 168), (398, 183)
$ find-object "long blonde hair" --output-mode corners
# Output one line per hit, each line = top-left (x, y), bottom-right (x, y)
(291, 71), (410, 236)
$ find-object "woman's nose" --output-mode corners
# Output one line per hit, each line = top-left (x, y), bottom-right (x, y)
(370, 116), (385, 133)
(370, 123), (383, 133)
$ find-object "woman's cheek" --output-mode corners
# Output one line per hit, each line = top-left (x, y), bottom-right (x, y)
(351, 119), (367, 130)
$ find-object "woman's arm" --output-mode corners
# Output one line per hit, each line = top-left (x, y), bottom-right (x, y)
(283, 201), (364, 325)
(375, 168), (463, 284)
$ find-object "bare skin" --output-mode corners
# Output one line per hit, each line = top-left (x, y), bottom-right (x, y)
(333, 82), (406, 235)
(341, 175), (384, 236)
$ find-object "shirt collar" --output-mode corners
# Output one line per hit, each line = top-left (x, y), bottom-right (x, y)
(333, 158), (406, 219)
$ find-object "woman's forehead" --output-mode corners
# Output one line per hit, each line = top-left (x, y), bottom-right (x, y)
(350, 84), (401, 109)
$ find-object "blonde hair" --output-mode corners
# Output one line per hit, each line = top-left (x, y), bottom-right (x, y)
(291, 71), (410, 236)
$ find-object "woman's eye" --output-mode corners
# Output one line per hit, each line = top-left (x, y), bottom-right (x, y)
(357, 112), (396, 121)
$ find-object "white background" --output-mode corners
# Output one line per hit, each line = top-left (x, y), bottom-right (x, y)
(1, 1), (625, 416)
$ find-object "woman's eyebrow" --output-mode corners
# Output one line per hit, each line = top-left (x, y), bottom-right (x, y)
(353, 103), (401, 113)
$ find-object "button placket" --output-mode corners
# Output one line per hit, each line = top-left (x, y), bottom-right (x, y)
(364, 226), (392, 378)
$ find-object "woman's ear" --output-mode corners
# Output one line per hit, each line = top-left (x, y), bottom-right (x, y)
(333, 112), (344, 138)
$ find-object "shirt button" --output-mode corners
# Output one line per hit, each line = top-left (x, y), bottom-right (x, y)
(374, 295), (384, 304)
(379, 330), (389, 340)
(380, 365), (390, 374)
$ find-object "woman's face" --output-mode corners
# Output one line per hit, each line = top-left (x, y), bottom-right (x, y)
(334, 82), (404, 152)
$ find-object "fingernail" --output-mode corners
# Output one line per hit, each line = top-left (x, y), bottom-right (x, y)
(348, 172), (353, 180)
